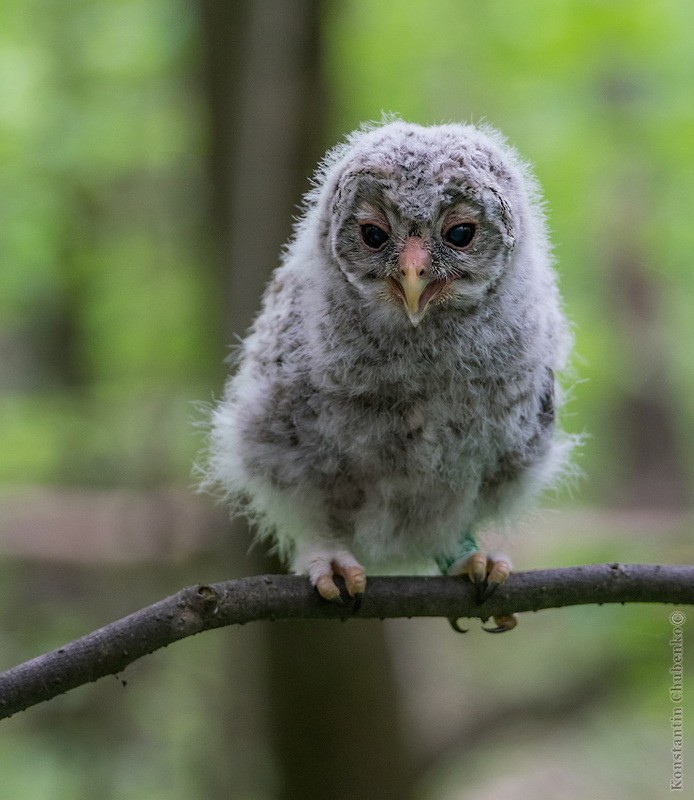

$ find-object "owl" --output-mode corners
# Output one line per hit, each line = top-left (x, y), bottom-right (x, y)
(204, 120), (574, 631)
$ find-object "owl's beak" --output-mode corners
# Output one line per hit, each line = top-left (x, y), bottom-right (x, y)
(396, 237), (436, 327)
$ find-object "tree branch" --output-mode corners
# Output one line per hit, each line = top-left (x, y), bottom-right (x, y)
(1, 563), (692, 720)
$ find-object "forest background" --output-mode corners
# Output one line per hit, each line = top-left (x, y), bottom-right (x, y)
(0, 2), (692, 798)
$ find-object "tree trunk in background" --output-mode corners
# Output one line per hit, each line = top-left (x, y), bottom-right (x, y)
(197, 2), (415, 798)
(599, 74), (690, 510)
(199, 0), (325, 341)
(610, 246), (690, 509)
(268, 618), (415, 800)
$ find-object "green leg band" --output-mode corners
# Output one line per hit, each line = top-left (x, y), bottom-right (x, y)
(435, 530), (479, 575)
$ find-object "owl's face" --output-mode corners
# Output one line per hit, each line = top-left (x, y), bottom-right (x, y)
(326, 124), (521, 327)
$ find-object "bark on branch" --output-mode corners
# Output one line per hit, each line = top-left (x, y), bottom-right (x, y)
(1, 563), (692, 720)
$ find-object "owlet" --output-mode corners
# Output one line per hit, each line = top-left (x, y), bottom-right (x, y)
(203, 120), (574, 630)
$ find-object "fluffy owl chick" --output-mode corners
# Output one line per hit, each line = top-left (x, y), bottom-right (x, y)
(204, 120), (573, 629)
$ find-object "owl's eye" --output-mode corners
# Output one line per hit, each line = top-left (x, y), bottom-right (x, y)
(360, 224), (390, 251)
(444, 223), (477, 249)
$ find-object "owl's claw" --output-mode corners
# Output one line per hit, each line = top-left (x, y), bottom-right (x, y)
(487, 556), (512, 586)
(338, 564), (367, 597)
(482, 614), (518, 633)
(448, 618), (469, 633)
(315, 573), (342, 602)
(465, 551), (488, 586)
(308, 552), (367, 603)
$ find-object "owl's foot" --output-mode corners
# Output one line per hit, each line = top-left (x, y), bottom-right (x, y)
(303, 550), (367, 603)
(460, 550), (512, 602)
(451, 550), (516, 633)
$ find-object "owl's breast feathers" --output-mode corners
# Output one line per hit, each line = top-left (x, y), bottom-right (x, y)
(238, 275), (555, 513)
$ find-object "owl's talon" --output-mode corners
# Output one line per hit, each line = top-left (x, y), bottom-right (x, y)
(487, 557), (512, 586)
(454, 550), (513, 595)
(336, 564), (367, 598)
(482, 614), (517, 633)
(351, 591), (363, 613)
(448, 617), (469, 633)
(315, 574), (341, 602)
(466, 552), (488, 585)
(307, 551), (367, 603)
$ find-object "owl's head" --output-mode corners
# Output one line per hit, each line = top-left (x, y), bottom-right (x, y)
(308, 120), (544, 327)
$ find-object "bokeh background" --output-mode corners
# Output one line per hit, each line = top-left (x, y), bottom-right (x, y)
(1, 1), (693, 798)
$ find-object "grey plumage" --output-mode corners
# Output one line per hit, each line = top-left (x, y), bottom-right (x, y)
(203, 120), (574, 599)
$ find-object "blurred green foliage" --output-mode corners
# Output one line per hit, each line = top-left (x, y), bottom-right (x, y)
(1, 0), (693, 499)
(0, 0), (216, 487)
